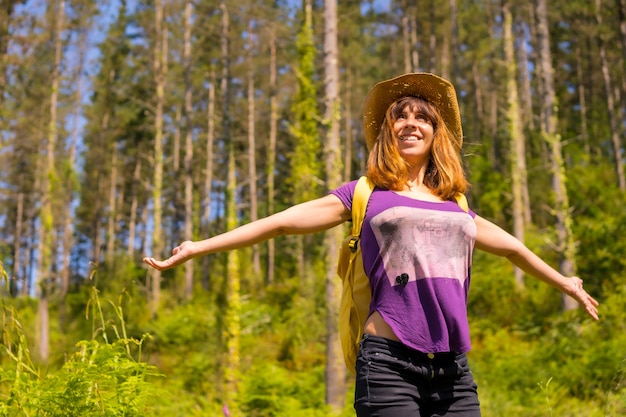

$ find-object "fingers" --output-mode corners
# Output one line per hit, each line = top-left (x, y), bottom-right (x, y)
(142, 257), (166, 271)
(568, 277), (600, 321)
(580, 291), (599, 320)
(142, 241), (193, 271)
(142, 256), (175, 271)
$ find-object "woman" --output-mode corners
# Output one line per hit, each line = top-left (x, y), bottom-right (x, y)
(144, 73), (599, 416)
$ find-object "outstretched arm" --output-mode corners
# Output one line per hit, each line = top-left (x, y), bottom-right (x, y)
(143, 194), (351, 271)
(474, 215), (599, 320)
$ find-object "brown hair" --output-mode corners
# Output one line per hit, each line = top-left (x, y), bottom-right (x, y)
(366, 96), (469, 201)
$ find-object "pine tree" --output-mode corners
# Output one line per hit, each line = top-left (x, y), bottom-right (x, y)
(321, 0), (346, 410)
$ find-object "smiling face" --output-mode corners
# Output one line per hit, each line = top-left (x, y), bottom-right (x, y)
(389, 97), (438, 165)
(367, 93), (468, 197)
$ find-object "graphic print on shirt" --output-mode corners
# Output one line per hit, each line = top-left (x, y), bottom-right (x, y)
(371, 205), (475, 288)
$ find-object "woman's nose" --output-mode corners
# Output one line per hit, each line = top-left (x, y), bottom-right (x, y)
(403, 116), (419, 128)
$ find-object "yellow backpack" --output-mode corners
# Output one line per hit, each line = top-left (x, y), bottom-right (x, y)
(337, 176), (469, 372)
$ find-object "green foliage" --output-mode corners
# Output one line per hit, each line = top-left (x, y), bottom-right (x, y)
(470, 285), (626, 417)
(287, 3), (321, 204)
(0, 289), (162, 416)
(1, 340), (160, 416)
(567, 162), (626, 298)
(466, 143), (511, 226)
(239, 362), (328, 417)
(3, 2), (626, 416)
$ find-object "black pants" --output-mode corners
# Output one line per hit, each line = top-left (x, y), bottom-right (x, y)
(354, 334), (481, 417)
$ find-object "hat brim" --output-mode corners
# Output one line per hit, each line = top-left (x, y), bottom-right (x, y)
(362, 73), (463, 151)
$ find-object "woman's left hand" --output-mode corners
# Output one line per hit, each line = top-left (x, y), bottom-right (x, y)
(565, 277), (600, 320)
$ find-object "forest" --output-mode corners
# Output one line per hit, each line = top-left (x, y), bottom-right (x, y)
(0, 0), (625, 415)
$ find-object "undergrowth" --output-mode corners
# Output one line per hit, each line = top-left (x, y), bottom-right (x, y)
(0, 266), (162, 416)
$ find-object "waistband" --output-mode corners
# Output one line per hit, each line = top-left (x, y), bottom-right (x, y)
(361, 333), (463, 362)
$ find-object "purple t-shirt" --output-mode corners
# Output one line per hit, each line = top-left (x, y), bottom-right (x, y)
(331, 180), (477, 353)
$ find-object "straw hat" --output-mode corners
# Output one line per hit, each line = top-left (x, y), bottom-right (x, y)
(362, 73), (463, 151)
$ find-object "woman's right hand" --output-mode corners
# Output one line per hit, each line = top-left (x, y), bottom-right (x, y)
(143, 240), (196, 271)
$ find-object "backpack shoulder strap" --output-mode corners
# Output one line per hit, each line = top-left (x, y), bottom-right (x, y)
(454, 193), (469, 213)
(351, 176), (375, 237)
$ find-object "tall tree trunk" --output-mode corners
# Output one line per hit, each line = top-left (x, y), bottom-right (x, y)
(24, 215), (36, 296)
(323, 0), (346, 411)
(247, 20), (260, 277)
(292, 0), (319, 297)
(5, 1), (22, 295)
(92, 113), (109, 266)
(150, 0), (167, 316)
(486, 1), (500, 168)
(343, 69), (353, 182)
(410, 8), (419, 71)
(428, 0), (437, 73)
(106, 146), (118, 266)
(172, 105), (183, 244)
(61, 27), (85, 301)
(183, 0), (194, 300)
(516, 13), (535, 133)
(37, 0), (65, 362)
(0, 0), (19, 124)
(471, 62), (484, 143)
(504, 2), (527, 288)
(575, 44), (591, 155)
(223, 142), (241, 416)
(219, 2), (239, 414)
(12, 193), (24, 297)
(400, 3), (419, 73)
(128, 158), (141, 258)
(618, 0), (626, 122)
(202, 69), (216, 291)
(595, 0), (626, 190)
(266, 23), (277, 284)
(402, 14), (411, 73)
(449, 0), (459, 81)
(528, 2), (551, 169)
(536, 0), (578, 311)
(173, 105), (181, 171)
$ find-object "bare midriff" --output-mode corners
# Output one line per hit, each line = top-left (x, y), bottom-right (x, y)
(363, 311), (400, 342)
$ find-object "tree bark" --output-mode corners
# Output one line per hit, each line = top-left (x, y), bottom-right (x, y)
(402, 14), (411, 73)
(515, 13), (535, 134)
(449, 0), (459, 81)
(618, 0), (626, 123)
(183, 0), (194, 300)
(0, 0), (20, 121)
(150, 0), (167, 316)
(536, 0), (579, 311)
(247, 20), (261, 277)
(428, 0), (437, 73)
(323, 0), (346, 411)
(61, 26), (86, 301)
(106, 145), (118, 266)
(12, 192), (24, 296)
(574, 44), (591, 155)
(343, 69), (353, 182)
(128, 158), (141, 258)
(595, 0), (625, 190)
(37, 0), (65, 362)
(220, 2), (240, 414)
(266, 22), (277, 284)
(224, 142), (241, 416)
(504, 2), (527, 288)
(202, 69), (216, 291)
